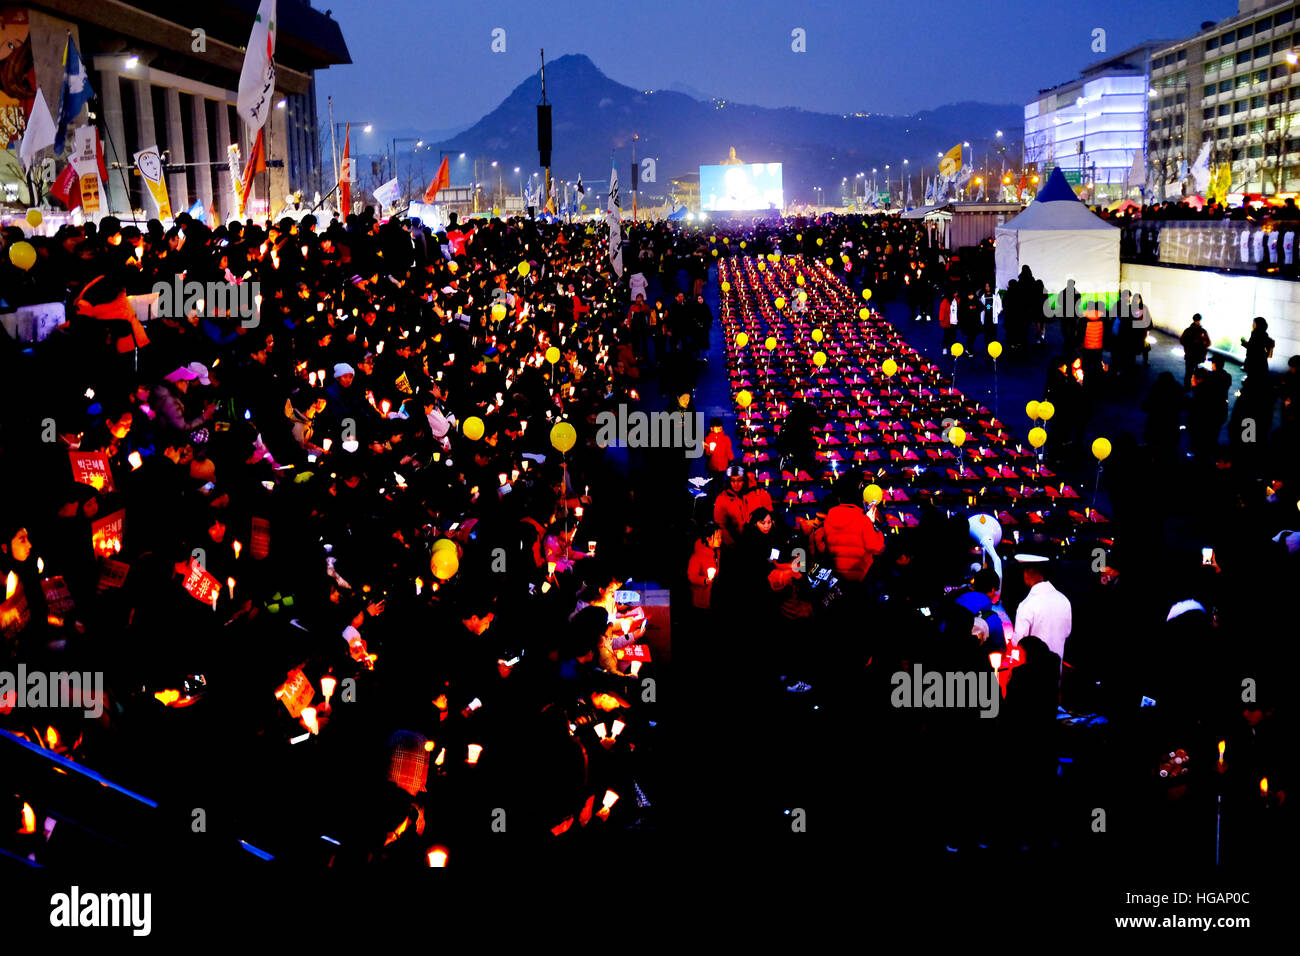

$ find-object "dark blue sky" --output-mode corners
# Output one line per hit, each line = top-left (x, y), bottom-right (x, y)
(316, 0), (1230, 137)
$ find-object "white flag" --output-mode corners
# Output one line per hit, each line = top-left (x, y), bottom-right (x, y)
(373, 177), (400, 207)
(237, 0), (277, 133)
(607, 161), (623, 277)
(19, 88), (56, 171)
(1128, 148), (1144, 189)
(1190, 142), (1212, 193)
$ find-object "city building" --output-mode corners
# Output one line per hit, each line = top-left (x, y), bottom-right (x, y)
(2, 0), (349, 220)
(1148, 0), (1300, 199)
(1023, 41), (1165, 203)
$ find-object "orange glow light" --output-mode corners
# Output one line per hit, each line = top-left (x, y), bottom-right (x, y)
(301, 707), (320, 735)
(427, 846), (449, 867)
(466, 743), (483, 764)
(19, 802), (36, 834)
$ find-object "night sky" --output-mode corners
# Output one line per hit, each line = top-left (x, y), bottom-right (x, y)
(316, 0), (1230, 138)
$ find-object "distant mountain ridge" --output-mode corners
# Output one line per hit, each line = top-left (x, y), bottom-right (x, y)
(428, 54), (1023, 203)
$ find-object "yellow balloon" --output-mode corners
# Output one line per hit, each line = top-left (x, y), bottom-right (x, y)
(764, 336), (777, 351)
(463, 416), (485, 441)
(740, 241), (747, 249)
(987, 341), (1003, 359)
(864, 484), (884, 504)
(550, 421), (577, 453)
(1026, 401), (1042, 421)
(432, 538), (458, 554)
(736, 390), (753, 408)
(796, 274), (805, 286)
(491, 303), (508, 320)
(1028, 426), (1047, 449)
(758, 261), (766, 272)
(813, 351), (827, 367)
(723, 238), (730, 244)
(735, 332), (749, 347)
(862, 288), (873, 301)
(859, 308), (871, 321)
(882, 358), (898, 378)
(774, 297), (786, 309)
(811, 328), (823, 342)
(431, 547), (459, 580)
(1038, 401), (1055, 422)
(949, 426), (967, 447)
(25, 208), (42, 228)
(712, 249), (719, 257)
(1092, 437), (1112, 461)
(825, 257), (834, 266)
(8, 241), (36, 271)
(721, 281), (731, 292)
(950, 342), (964, 358)
(798, 291), (808, 304)
(796, 233), (803, 241)
(769, 253), (779, 263)
(517, 261), (530, 277)
(816, 238), (824, 246)
(545, 346), (561, 364)
(710, 235), (717, 243)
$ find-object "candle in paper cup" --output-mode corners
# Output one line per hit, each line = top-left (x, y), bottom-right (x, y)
(466, 743), (483, 764)
(321, 675), (337, 702)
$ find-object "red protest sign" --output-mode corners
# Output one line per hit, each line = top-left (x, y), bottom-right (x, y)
(250, 517), (270, 560)
(274, 667), (314, 718)
(615, 643), (651, 663)
(90, 509), (125, 558)
(181, 560), (222, 607)
(41, 576), (76, 618)
(69, 451), (115, 493)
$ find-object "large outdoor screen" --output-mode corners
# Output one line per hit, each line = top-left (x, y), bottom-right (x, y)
(700, 162), (784, 211)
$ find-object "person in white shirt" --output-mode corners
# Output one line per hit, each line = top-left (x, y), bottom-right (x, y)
(1010, 561), (1072, 671)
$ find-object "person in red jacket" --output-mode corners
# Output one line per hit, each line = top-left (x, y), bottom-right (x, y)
(73, 274), (151, 355)
(713, 465), (773, 548)
(938, 286), (959, 350)
(704, 417), (734, 476)
(686, 524), (722, 609)
(812, 473), (885, 582)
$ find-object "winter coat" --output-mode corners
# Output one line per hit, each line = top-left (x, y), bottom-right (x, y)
(686, 539), (720, 609)
(812, 503), (885, 581)
(713, 482), (774, 548)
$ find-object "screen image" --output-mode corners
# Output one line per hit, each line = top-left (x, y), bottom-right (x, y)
(700, 163), (784, 211)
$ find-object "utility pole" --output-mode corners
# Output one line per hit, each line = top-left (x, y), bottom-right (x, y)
(632, 133), (638, 224)
(539, 49), (551, 213)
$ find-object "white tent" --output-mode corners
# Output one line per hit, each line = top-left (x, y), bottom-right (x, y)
(994, 167), (1119, 293)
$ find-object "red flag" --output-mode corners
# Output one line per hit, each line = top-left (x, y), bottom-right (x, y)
(339, 124), (351, 215)
(240, 128), (266, 216)
(95, 128), (109, 185)
(424, 156), (450, 203)
(1016, 171), (1027, 202)
(51, 163), (80, 210)
(210, 202), (219, 226)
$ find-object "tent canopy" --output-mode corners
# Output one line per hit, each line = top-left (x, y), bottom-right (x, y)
(995, 167), (1119, 293)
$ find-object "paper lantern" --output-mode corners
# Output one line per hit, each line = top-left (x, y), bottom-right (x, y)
(735, 332), (749, 347)
(25, 208), (42, 228)
(463, 416), (485, 441)
(816, 238), (823, 246)
(1025, 400), (1041, 421)
(491, 303), (508, 320)
(545, 346), (561, 364)
(882, 358), (898, 378)
(1028, 426), (1047, 449)
(862, 289), (872, 301)
(949, 426), (966, 446)
(859, 308), (870, 321)
(1092, 437), (1112, 461)
(764, 336), (777, 350)
(1038, 401), (1055, 422)
(774, 297), (786, 309)
(432, 538), (457, 554)
(950, 342), (964, 358)
(811, 328), (823, 342)
(720, 281), (731, 292)
(431, 547), (459, 580)
(550, 421), (577, 453)
(812, 351), (827, 367)
(8, 241), (36, 271)
(736, 390), (753, 408)
(796, 274), (805, 286)
(864, 483), (884, 504)
(987, 341), (1002, 359)
(517, 261), (530, 277)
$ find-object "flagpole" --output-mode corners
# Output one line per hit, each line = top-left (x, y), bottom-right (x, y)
(329, 96), (339, 213)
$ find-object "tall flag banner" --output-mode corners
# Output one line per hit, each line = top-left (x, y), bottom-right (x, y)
(575, 173), (585, 205)
(1190, 141), (1213, 193)
(545, 194), (556, 215)
(51, 162), (80, 209)
(187, 199), (207, 221)
(240, 127), (266, 214)
(134, 145), (172, 219)
(905, 173), (913, 208)
(19, 88), (55, 170)
(1016, 170), (1027, 202)
(1127, 148), (1145, 194)
(924, 176), (934, 205)
(373, 176), (400, 207)
(938, 142), (962, 198)
(237, 0), (277, 134)
(54, 35), (93, 156)
(228, 143), (245, 218)
(339, 124), (352, 214)
(1209, 162), (1232, 206)
(424, 156), (450, 202)
(607, 160), (622, 277)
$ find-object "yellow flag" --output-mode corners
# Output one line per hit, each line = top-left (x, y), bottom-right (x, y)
(939, 143), (963, 180)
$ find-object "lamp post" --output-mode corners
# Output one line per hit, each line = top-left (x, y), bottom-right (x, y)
(884, 164), (891, 208)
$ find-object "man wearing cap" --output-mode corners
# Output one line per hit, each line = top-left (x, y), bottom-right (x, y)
(1010, 558), (1072, 672)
